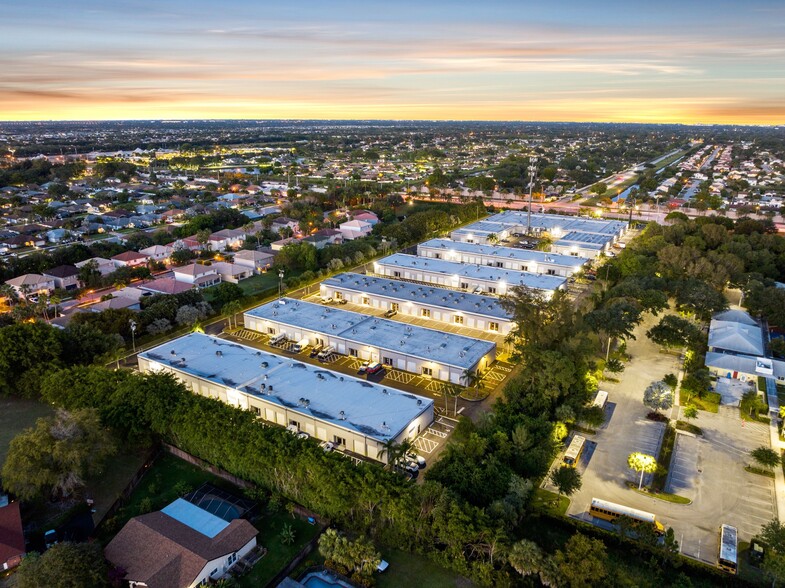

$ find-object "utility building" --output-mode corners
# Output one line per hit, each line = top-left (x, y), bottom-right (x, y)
(138, 333), (434, 463)
(373, 253), (566, 296)
(417, 238), (589, 277)
(320, 273), (514, 335)
(244, 298), (496, 383)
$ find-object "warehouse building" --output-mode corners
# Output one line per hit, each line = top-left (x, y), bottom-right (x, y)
(319, 273), (514, 335)
(244, 298), (496, 384)
(372, 253), (566, 295)
(138, 333), (434, 464)
(417, 238), (589, 277)
(450, 212), (626, 257)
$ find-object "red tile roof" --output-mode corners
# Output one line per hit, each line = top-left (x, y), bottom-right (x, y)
(0, 502), (25, 569)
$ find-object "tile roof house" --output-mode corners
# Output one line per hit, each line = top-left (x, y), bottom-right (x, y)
(42, 265), (81, 290)
(139, 278), (195, 296)
(233, 250), (275, 274)
(0, 500), (25, 571)
(105, 498), (257, 588)
(173, 264), (222, 288)
(112, 250), (151, 268)
(140, 245), (174, 262)
(5, 273), (55, 298)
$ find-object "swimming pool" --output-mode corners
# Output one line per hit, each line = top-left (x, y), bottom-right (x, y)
(300, 571), (353, 588)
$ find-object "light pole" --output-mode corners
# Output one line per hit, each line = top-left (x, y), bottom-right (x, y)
(129, 320), (137, 353)
(526, 156), (538, 235)
(278, 269), (285, 299)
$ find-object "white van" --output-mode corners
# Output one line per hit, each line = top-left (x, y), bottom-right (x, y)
(317, 346), (335, 361)
(269, 333), (287, 346)
(292, 338), (310, 353)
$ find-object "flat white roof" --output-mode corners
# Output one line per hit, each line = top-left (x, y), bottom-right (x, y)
(245, 298), (496, 370)
(418, 238), (590, 269)
(140, 333), (433, 442)
(376, 253), (567, 292)
(322, 273), (512, 321)
(487, 211), (627, 236)
(554, 231), (611, 247)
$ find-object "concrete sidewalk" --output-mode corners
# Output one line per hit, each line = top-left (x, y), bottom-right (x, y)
(764, 376), (785, 523)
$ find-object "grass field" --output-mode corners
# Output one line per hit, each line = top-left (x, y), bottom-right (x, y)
(237, 272), (279, 296)
(238, 510), (321, 588)
(377, 549), (474, 588)
(0, 397), (53, 465)
(680, 390), (721, 413)
(530, 488), (570, 517)
(88, 447), (151, 524)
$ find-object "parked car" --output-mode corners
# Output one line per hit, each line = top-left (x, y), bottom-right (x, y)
(336, 298), (348, 305)
(406, 453), (427, 469)
(296, 431), (310, 440)
(309, 345), (323, 358)
(365, 362), (383, 375)
(320, 296), (333, 304)
(357, 360), (371, 374)
(286, 424), (299, 435)
(383, 309), (397, 318)
(320, 441), (335, 452)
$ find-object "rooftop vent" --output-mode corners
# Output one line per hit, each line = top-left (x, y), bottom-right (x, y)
(215, 350), (222, 357)
(339, 410), (346, 420)
(268, 385), (273, 392)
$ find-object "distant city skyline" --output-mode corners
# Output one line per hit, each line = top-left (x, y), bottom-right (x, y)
(1, 0), (784, 124)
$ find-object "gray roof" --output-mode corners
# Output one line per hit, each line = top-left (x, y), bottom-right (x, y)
(322, 273), (512, 321)
(418, 238), (590, 269)
(245, 298), (496, 370)
(713, 309), (758, 326)
(705, 352), (785, 379)
(140, 333), (433, 442)
(375, 254), (567, 292)
(709, 317), (764, 356)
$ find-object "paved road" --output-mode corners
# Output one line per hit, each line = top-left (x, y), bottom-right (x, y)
(566, 312), (776, 566)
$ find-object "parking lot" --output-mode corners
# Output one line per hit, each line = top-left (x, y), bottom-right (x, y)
(565, 312), (777, 567)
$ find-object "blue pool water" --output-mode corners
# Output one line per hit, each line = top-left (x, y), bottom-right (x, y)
(301, 571), (352, 588)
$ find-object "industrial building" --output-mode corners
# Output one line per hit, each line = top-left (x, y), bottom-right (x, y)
(244, 298), (496, 383)
(319, 273), (515, 335)
(449, 211), (627, 257)
(138, 333), (434, 463)
(372, 253), (567, 295)
(417, 238), (590, 277)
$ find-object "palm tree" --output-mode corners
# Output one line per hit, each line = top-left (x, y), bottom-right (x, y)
(461, 368), (484, 400)
(487, 233), (499, 245)
(222, 300), (243, 330)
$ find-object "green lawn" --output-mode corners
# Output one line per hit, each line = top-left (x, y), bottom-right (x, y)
(88, 446), (151, 524)
(530, 488), (570, 517)
(377, 549), (474, 588)
(680, 390), (720, 413)
(97, 453), (229, 543)
(237, 272), (279, 296)
(238, 511), (321, 588)
(0, 397), (54, 465)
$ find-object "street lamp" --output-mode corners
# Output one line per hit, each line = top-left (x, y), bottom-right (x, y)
(526, 156), (538, 235)
(278, 269), (285, 299)
(129, 320), (137, 353)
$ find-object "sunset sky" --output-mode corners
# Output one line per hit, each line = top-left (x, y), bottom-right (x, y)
(2, 0), (784, 124)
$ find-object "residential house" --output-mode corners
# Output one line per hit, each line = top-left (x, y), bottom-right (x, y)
(43, 265), (81, 291)
(173, 264), (222, 288)
(270, 237), (299, 251)
(139, 278), (195, 295)
(212, 262), (252, 283)
(105, 498), (257, 588)
(0, 500), (25, 571)
(233, 250), (275, 274)
(339, 219), (373, 240)
(350, 210), (380, 225)
(302, 229), (343, 249)
(271, 216), (299, 235)
(209, 229), (246, 251)
(111, 251), (150, 268)
(5, 274), (55, 298)
(75, 257), (115, 276)
(140, 245), (173, 263)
